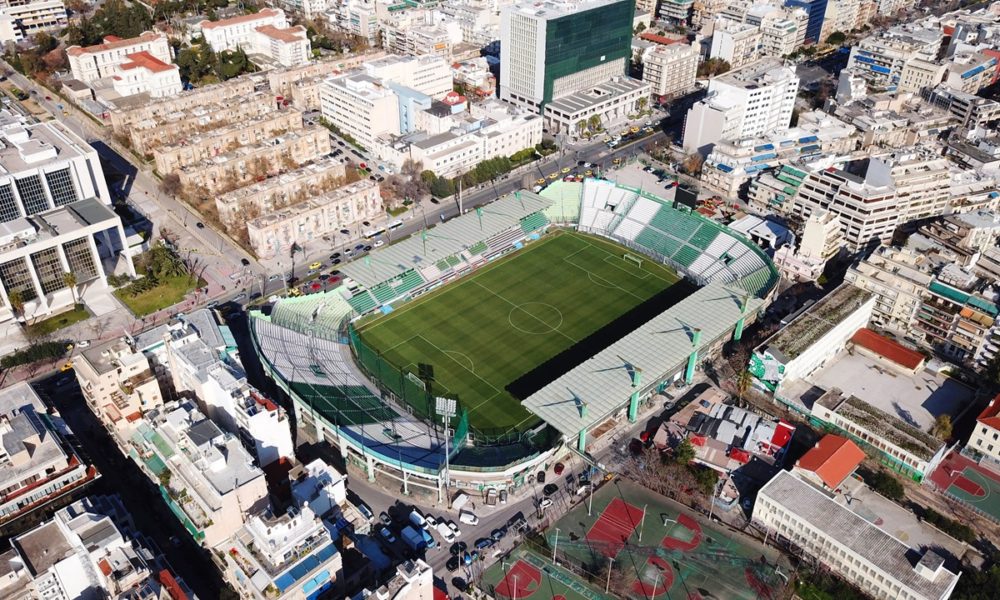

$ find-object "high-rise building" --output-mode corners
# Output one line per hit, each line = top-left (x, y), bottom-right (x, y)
(499, 0), (635, 113)
(682, 58), (798, 154)
(709, 19), (761, 69)
(783, 0), (826, 43)
(642, 42), (699, 100)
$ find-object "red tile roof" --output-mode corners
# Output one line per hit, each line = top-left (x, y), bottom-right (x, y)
(98, 559), (112, 576)
(120, 51), (177, 74)
(850, 328), (925, 370)
(796, 434), (864, 489)
(640, 32), (686, 45)
(978, 394), (1000, 430)
(67, 32), (162, 57)
(158, 570), (188, 600)
(200, 8), (280, 29)
(255, 24), (306, 43)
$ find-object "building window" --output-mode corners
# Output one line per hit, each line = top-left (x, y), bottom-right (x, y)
(0, 257), (37, 301)
(30, 247), (66, 295)
(0, 184), (21, 223)
(16, 175), (49, 215)
(62, 238), (99, 282)
(45, 169), (78, 207)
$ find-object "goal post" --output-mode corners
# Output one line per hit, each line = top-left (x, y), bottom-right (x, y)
(623, 253), (643, 268)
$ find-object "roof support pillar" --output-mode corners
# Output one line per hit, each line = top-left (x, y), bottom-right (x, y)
(577, 429), (587, 452)
(685, 328), (702, 384)
(628, 390), (640, 423)
(733, 294), (749, 342)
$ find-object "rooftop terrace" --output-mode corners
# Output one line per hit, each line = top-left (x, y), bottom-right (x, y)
(766, 285), (872, 360)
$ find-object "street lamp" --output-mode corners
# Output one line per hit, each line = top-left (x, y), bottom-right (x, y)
(552, 528), (560, 564)
(605, 556), (615, 593)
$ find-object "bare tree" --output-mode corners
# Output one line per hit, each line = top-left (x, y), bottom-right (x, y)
(159, 173), (183, 197)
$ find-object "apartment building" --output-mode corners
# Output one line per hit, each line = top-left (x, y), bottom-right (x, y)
(198, 8), (311, 67)
(223, 505), (342, 599)
(109, 78), (256, 137)
(452, 57), (497, 97)
(659, 0), (693, 22)
(125, 91), (276, 156)
(153, 108), (304, 175)
(385, 20), (463, 58)
(923, 86), (1000, 130)
(289, 459), (347, 517)
(277, 0), (329, 21)
(918, 210), (1000, 265)
(748, 163), (808, 216)
(845, 245), (933, 335)
(968, 395), (1000, 463)
(247, 179), (382, 259)
(710, 19), (761, 69)
(2, 495), (191, 600)
(683, 58), (798, 154)
(74, 338), (163, 433)
(163, 309), (293, 467)
(500, 0), (634, 113)
(898, 57), (948, 94)
(789, 149), (952, 252)
(701, 109), (855, 197)
(0, 119), (136, 322)
(757, 8), (808, 57)
(215, 155), (348, 226)
(363, 560), (434, 600)
(915, 277), (999, 366)
(363, 54), (453, 99)
(774, 208), (844, 281)
(0, 0), (66, 44)
(67, 32), (178, 97)
(847, 26), (943, 90)
(176, 127), (331, 195)
(0, 382), (93, 526)
(783, 0), (826, 43)
(942, 51), (999, 94)
(820, 0), (860, 39)
(126, 401), (269, 547)
(642, 42), (698, 100)
(754, 470), (960, 600)
(320, 72), (402, 150)
(266, 51), (388, 98)
(378, 99), (543, 177)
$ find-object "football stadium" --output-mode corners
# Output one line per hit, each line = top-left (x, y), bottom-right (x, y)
(249, 178), (779, 497)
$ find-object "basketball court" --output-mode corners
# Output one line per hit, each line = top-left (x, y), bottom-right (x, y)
(929, 450), (1000, 522)
(545, 479), (790, 600)
(483, 546), (607, 600)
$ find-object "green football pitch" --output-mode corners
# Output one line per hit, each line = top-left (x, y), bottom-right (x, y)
(356, 230), (680, 432)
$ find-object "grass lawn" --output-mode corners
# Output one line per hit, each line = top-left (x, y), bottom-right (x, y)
(114, 274), (198, 316)
(27, 303), (89, 336)
(357, 231), (679, 432)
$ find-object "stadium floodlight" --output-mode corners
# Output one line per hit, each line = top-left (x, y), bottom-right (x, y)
(436, 397), (457, 494)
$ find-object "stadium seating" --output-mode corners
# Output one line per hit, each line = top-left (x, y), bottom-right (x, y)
(650, 207), (700, 241)
(628, 197), (661, 225)
(469, 241), (488, 256)
(436, 258), (452, 272)
(487, 227), (526, 252)
(520, 212), (549, 234)
(347, 290), (377, 314)
(672, 245), (702, 268)
(612, 217), (644, 242)
(688, 224), (720, 251)
(635, 228), (682, 258)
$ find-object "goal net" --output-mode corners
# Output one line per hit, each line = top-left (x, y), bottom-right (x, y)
(623, 253), (643, 268)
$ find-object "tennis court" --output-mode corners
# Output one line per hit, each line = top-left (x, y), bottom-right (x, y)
(548, 479), (790, 600)
(930, 450), (1000, 522)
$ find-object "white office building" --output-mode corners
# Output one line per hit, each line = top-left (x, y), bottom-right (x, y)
(682, 58), (799, 154)
(0, 0), (66, 44)
(642, 42), (699, 100)
(754, 470), (960, 600)
(0, 117), (136, 322)
(363, 54), (453, 100)
(320, 72), (402, 150)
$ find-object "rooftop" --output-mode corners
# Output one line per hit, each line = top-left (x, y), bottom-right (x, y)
(795, 434), (865, 489)
(763, 284), (872, 360)
(0, 120), (93, 175)
(120, 51), (177, 74)
(66, 31), (164, 57)
(545, 77), (648, 115)
(715, 57), (797, 89)
(506, 0), (629, 20)
(850, 328), (926, 371)
(13, 521), (73, 575)
(977, 394), (1000, 431)
(200, 7), (281, 29)
(523, 281), (764, 439)
(759, 471), (959, 600)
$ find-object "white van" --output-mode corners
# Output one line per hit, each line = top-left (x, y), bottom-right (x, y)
(409, 509), (428, 530)
(459, 510), (479, 526)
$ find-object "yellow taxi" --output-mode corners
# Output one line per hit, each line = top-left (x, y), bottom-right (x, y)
(613, 157), (622, 165)
(548, 173), (558, 180)
(288, 288), (303, 297)
(630, 126), (640, 133)
(309, 261), (322, 270)
(561, 167), (571, 174)
(536, 178), (546, 185)
(60, 362), (73, 372)
(584, 170), (593, 177)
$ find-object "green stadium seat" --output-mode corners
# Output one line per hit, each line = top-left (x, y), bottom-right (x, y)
(672, 245), (702, 267)
(649, 206), (700, 240)
(688, 224), (720, 250)
(635, 228), (682, 259)
(446, 255), (462, 267)
(520, 212), (549, 234)
(348, 291), (377, 314)
(436, 259), (451, 271)
(371, 283), (396, 303)
(469, 241), (488, 255)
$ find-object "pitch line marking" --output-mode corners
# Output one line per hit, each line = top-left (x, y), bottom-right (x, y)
(443, 350), (475, 372)
(508, 302), (565, 335)
(418, 335), (505, 397)
(472, 280), (577, 344)
(959, 468), (993, 504)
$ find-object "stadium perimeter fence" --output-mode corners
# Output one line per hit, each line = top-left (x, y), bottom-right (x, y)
(347, 323), (539, 447)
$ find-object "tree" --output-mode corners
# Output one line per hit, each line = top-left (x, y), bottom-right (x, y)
(159, 173), (182, 197)
(634, 22), (646, 35)
(682, 152), (704, 175)
(697, 58), (731, 78)
(575, 120), (587, 136)
(674, 438), (695, 465)
(931, 414), (953, 441)
(63, 272), (78, 306)
(7, 289), (24, 323)
(587, 114), (602, 132)
(825, 31), (847, 45)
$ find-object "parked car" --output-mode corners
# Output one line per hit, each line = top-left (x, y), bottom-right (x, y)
(438, 522), (456, 543)
(539, 498), (553, 509)
(379, 512), (392, 526)
(543, 484), (559, 496)
(447, 520), (462, 537)
(379, 527), (397, 544)
(356, 503), (374, 522)
(490, 527), (506, 542)
(450, 542), (467, 555)
(499, 489), (508, 504)
(459, 511), (478, 526)
(374, 239), (385, 248)
(474, 538), (493, 550)
(75, 340), (91, 348)
(447, 556), (460, 572)
(426, 514), (438, 528)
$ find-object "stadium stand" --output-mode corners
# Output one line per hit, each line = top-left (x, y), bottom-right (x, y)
(575, 179), (778, 298)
